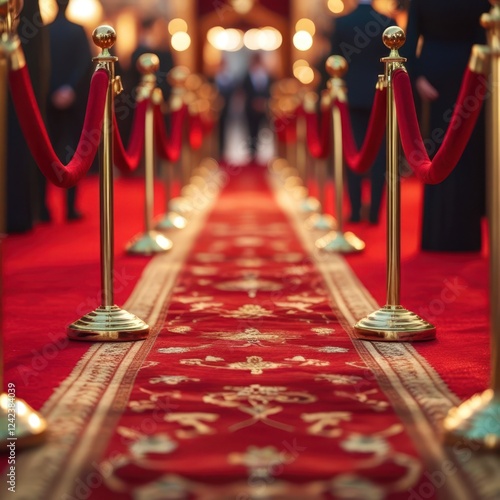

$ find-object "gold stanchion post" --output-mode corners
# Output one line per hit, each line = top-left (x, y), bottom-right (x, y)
(168, 67), (199, 217)
(304, 90), (337, 231)
(0, 0), (47, 447)
(287, 92), (320, 214)
(353, 27), (435, 341)
(68, 26), (149, 341)
(126, 53), (173, 255)
(442, 1), (500, 449)
(316, 56), (365, 253)
(154, 89), (187, 231)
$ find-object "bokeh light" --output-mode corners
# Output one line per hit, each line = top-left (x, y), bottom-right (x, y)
(168, 18), (188, 35)
(293, 30), (313, 51)
(171, 31), (191, 52)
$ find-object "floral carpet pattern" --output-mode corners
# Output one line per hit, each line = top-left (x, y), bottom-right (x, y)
(11, 166), (499, 500)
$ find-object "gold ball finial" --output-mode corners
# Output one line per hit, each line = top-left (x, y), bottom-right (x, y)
(137, 53), (160, 75)
(382, 26), (406, 50)
(92, 25), (117, 51)
(0, 0), (10, 18)
(167, 66), (191, 87)
(325, 55), (348, 78)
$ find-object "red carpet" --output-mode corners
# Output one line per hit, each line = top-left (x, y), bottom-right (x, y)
(2, 164), (495, 499)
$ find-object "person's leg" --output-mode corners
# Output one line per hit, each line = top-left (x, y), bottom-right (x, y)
(347, 108), (369, 221)
(345, 169), (363, 222)
(66, 186), (82, 220)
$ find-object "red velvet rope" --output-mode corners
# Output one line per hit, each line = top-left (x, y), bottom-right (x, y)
(113, 99), (148, 173)
(201, 113), (215, 136)
(305, 105), (331, 159)
(393, 68), (487, 184)
(274, 115), (287, 143)
(285, 113), (297, 144)
(273, 111), (298, 145)
(154, 104), (186, 162)
(8, 66), (108, 188)
(189, 112), (203, 150)
(335, 87), (387, 174)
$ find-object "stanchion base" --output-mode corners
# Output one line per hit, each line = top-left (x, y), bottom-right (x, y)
(305, 213), (337, 231)
(316, 230), (365, 253)
(0, 394), (47, 449)
(126, 230), (173, 255)
(67, 305), (150, 342)
(155, 211), (188, 230)
(353, 305), (436, 342)
(299, 196), (321, 214)
(442, 389), (500, 450)
(169, 196), (193, 216)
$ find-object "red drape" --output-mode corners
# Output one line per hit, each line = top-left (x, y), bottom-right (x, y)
(285, 113), (298, 144)
(8, 67), (108, 188)
(274, 115), (287, 144)
(305, 105), (331, 159)
(189, 112), (204, 150)
(201, 113), (215, 136)
(393, 68), (487, 184)
(154, 104), (186, 163)
(335, 87), (387, 174)
(113, 99), (148, 173)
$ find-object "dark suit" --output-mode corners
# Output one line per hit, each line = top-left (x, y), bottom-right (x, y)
(6, 0), (50, 233)
(46, 11), (92, 218)
(330, 4), (395, 223)
(243, 61), (271, 160)
(403, 0), (490, 251)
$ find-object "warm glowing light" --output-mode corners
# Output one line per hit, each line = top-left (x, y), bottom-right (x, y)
(204, 41), (222, 69)
(208, 27), (243, 52)
(258, 27), (282, 51)
(243, 29), (260, 50)
(39, 0), (57, 24)
(328, 0), (345, 14)
(168, 18), (188, 35)
(67, 0), (103, 27)
(207, 26), (225, 46)
(171, 31), (191, 52)
(115, 9), (137, 66)
(243, 27), (282, 51)
(231, 0), (254, 14)
(293, 63), (314, 84)
(28, 413), (43, 429)
(295, 18), (316, 36)
(293, 59), (309, 71)
(293, 30), (313, 51)
(17, 400), (28, 416)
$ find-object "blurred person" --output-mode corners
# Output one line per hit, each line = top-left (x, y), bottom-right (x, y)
(45, 0), (93, 221)
(404, 0), (490, 251)
(214, 56), (236, 161)
(129, 17), (175, 101)
(6, 0), (50, 233)
(242, 52), (271, 163)
(329, 0), (396, 224)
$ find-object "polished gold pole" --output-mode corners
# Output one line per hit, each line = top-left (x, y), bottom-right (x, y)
(296, 90), (307, 185)
(316, 56), (365, 253)
(353, 28), (435, 340)
(443, 3), (500, 449)
(353, 27), (435, 341)
(283, 94), (320, 214)
(304, 90), (337, 231)
(68, 26), (149, 341)
(168, 68), (198, 217)
(0, 0), (47, 447)
(158, 66), (192, 220)
(126, 53), (172, 255)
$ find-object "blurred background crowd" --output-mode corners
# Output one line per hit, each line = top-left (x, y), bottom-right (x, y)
(9, 0), (489, 253)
